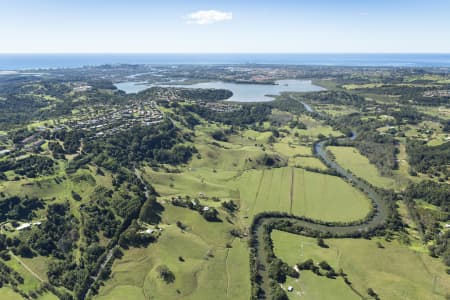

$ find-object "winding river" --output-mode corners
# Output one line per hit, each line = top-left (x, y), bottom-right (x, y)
(250, 103), (388, 298)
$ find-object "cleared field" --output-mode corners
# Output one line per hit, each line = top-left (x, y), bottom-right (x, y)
(272, 231), (450, 300)
(342, 83), (385, 90)
(0, 287), (25, 300)
(5, 254), (42, 293)
(296, 116), (343, 138)
(283, 271), (359, 300)
(143, 166), (237, 200)
(273, 143), (312, 157)
(328, 146), (397, 189)
(290, 156), (327, 170)
(21, 256), (50, 281)
(96, 205), (250, 300)
(234, 167), (292, 217)
(291, 169), (370, 221)
(234, 167), (371, 222)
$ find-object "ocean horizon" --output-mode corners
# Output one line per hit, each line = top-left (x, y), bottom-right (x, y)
(1, 53), (450, 70)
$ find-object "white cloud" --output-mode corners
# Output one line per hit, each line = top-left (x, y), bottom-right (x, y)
(186, 10), (232, 25)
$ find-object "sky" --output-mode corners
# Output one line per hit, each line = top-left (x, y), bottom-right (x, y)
(1, 0), (450, 53)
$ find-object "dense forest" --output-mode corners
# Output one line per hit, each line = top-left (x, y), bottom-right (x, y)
(184, 103), (272, 126)
(83, 119), (196, 171)
(407, 140), (450, 176)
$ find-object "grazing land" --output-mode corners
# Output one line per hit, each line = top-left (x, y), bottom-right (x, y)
(0, 65), (449, 300)
(328, 146), (397, 189)
(272, 231), (450, 300)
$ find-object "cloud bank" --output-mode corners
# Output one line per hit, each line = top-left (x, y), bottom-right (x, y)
(186, 10), (232, 25)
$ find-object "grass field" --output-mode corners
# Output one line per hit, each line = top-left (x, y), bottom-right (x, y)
(272, 231), (450, 300)
(0, 287), (26, 300)
(328, 146), (397, 189)
(234, 167), (371, 222)
(273, 143), (312, 157)
(290, 169), (370, 221)
(6, 254), (44, 292)
(96, 205), (250, 300)
(283, 271), (359, 300)
(290, 156), (327, 170)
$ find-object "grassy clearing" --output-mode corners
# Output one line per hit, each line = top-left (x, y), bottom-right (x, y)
(234, 167), (370, 222)
(290, 156), (327, 170)
(296, 116), (342, 138)
(273, 143), (312, 157)
(283, 271), (359, 300)
(272, 231), (450, 300)
(315, 104), (359, 117)
(5, 255), (42, 293)
(21, 256), (50, 281)
(234, 168), (292, 217)
(328, 146), (397, 189)
(342, 83), (385, 90)
(143, 166), (237, 200)
(96, 205), (250, 300)
(0, 287), (25, 300)
(37, 293), (59, 300)
(291, 169), (370, 222)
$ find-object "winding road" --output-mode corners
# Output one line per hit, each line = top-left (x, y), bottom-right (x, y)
(250, 102), (389, 299)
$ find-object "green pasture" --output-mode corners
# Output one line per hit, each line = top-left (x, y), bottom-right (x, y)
(272, 231), (450, 300)
(96, 205), (250, 300)
(328, 146), (397, 189)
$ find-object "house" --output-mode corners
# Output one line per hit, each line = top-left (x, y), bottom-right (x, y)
(139, 228), (154, 234)
(32, 139), (45, 148)
(202, 206), (210, 212)
(20, 135), (37, 145)
(16, 223), (32, 231)
(287, 286), (294, 292)
(0, 149), (11, 157)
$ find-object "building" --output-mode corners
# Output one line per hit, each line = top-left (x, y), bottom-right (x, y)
(16, 223), (32, 231)
(0, 149), (11, 157)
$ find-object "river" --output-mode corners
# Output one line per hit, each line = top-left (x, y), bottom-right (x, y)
(251, 102), (388, 299)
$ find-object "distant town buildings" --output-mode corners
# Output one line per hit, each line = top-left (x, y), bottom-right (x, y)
(423, 90), (450, 97)
(67, 100), (164, 138)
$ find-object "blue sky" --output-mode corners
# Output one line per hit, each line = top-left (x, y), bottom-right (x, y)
(1, 0), (449, 53)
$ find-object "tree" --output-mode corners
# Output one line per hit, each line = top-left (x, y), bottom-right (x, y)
(211, 130), (228, 142)
(17, 244), (34, 258)
(156, 265), (175, 283)
(318, 260), (332, 271)
(317, 237), (328, 248)
(367, 288), (379, 299)
(202, 208), (220, 222)
(297, 259), (314, 270)
(221, 200), (238, 213)
(71, 191), (82, 201)
(139, 195), (162, 224)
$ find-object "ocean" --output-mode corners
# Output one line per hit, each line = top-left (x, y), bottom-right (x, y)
(1, 53), (450, 70)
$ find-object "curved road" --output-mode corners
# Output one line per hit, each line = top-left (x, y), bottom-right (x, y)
(251, 102), (389, 299)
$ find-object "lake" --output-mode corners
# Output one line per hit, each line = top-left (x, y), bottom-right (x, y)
(114, 79), (325, 102)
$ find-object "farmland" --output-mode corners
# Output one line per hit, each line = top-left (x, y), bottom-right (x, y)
(0, 65), (449, 300)
(272, 231), (450, 300)
(328, 146), (397, 189)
